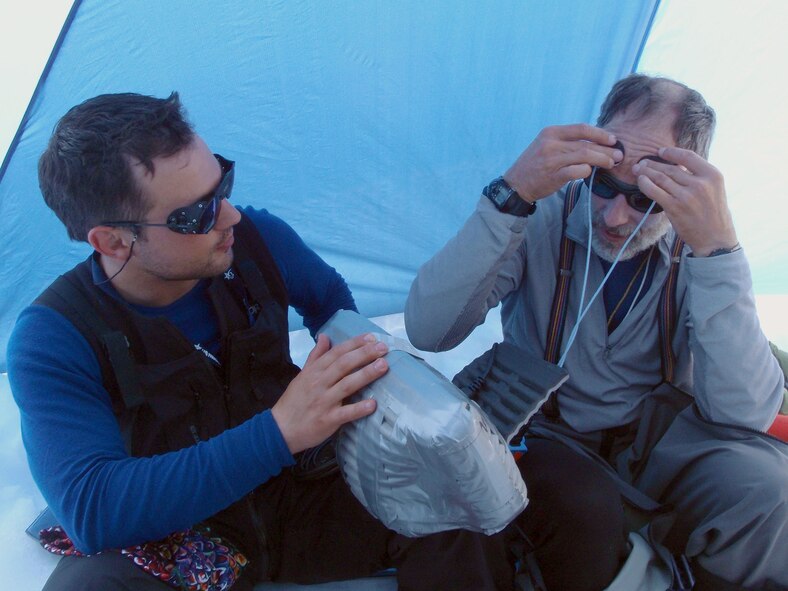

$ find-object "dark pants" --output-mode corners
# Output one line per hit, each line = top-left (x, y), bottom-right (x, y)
(43, 469), (515, 591)
(513, 439), (629, 591)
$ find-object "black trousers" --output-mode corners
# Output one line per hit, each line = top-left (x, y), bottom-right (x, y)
(44, 440), (783, 591)
(43, 469), (515, 591)
(512, 438), (630, 591)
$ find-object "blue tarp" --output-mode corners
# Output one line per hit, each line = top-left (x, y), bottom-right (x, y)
(0, 0), (660, 370)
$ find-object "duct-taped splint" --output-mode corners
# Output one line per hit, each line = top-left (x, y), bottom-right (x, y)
(318, 310), (567, 537)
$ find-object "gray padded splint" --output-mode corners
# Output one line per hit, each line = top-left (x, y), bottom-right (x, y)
(453, 342), (569, 444)
(318, 310), (528, 537)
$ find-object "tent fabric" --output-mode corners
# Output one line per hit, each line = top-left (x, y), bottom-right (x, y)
(0, 0), (659, 370)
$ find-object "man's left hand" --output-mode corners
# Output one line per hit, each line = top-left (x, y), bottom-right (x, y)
(633, 147), (738, 256)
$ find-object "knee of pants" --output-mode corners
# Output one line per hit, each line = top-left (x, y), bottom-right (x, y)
(513, 442), (628, 591)
(517, 440), (626, 546)
(43, 553), (170, 591)
(655, 443), (788, 589)
(665, 447), (788, 554)
(718, 467), (788, 534)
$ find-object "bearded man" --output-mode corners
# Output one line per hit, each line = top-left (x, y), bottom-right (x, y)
(405, 74), (787, 591)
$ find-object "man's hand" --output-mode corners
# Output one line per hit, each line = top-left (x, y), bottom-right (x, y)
(633, 147), (738, 256)
(271, 333), (388, 454)
(503, 124), (623, 203)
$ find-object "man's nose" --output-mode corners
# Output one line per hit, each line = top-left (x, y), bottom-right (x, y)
(603, 194), (639, 227)
(216, 197), (241, 229)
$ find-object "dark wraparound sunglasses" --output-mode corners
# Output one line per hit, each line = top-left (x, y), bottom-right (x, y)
(584, 154), (670, 214)
(102, 154), (235, 234)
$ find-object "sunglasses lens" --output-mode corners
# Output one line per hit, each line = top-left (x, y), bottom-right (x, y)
(167, 157), (234, 234)
(591, 176), (618, 200)
(628, 194), (662, 214)
(193, 157), (233, 233)
(590, 171), (662, 215)
(197, 197), (219, 233)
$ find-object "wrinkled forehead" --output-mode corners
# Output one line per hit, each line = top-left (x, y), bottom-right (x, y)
(604, 115), (677, 182)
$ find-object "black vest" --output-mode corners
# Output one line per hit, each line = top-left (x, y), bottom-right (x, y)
(35, 212), (301, 563)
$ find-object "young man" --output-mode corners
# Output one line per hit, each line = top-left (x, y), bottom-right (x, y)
(8, 93), (512, 591)
(406, 74), (787, 591)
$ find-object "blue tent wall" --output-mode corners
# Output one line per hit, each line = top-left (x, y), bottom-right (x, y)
(0, 0), (659, 369)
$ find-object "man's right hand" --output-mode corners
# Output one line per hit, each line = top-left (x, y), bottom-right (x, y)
(271, 333), (388, 454)
(503, 124), (623, 203)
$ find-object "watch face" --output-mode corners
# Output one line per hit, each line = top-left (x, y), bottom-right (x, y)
(489, 180), (511, 208)
(485, 177), (535, 217)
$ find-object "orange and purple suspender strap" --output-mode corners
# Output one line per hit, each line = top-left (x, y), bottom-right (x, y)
(541, 180), (583, 421)
(658, 235), (685, 383)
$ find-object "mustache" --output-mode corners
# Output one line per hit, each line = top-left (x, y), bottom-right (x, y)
(592, 210), (636, 236)
(606, 225), (636, 237)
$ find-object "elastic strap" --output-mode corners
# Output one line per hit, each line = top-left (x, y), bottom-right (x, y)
(658, 236), (685, 383)
(47, 274), (142, 454)
(47, 274), (143, 410)
(541, 180), (583, 420)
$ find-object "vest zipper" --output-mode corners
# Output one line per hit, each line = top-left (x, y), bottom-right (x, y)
(190, 388), (204, 444)
(246, 492), (270, 579)
(222, 383), (234, 426)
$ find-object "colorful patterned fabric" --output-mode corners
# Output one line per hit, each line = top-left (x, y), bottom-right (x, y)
(40, 526), (247, 590)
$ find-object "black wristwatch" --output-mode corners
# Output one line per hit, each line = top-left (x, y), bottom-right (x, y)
(483, 177), (537, 217)
(706, 243), (741, 257)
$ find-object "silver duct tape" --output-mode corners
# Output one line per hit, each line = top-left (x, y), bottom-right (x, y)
(318, 310), (528, 537)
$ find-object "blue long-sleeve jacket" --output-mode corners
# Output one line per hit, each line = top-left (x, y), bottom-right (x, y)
(7, 207), (356, 553)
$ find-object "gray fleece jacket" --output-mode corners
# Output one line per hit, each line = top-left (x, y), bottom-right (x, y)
(405, 184), (783, 433)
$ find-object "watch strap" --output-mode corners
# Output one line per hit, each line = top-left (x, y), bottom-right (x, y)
(483, 177), (536, 217)
(706, 243), (741, 257)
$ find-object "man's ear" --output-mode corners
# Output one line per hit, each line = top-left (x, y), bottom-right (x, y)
(87, 226), (136, 258)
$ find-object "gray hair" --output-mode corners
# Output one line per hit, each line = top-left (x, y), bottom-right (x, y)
(597, 73), (716, 158)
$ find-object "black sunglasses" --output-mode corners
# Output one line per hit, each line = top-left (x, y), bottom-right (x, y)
(102, 154), (235, 234)
(584, 155), (669, 214)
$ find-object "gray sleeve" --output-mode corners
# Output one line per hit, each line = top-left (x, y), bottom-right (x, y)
(681, 248), (784, 429)
(405, 196), (528, 351)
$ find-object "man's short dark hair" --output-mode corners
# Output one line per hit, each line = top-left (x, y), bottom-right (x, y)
(38, 92), (195, 242)
(597, 74), (716, 159)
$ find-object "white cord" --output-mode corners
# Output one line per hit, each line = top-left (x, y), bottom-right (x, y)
(574, 169), (596, 330)
(557, 189), (656, 367)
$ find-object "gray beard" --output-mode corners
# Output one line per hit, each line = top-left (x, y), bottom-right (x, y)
(591, 209), (671, 262)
